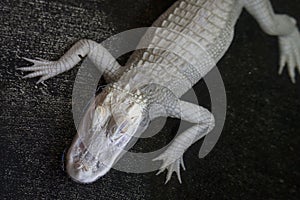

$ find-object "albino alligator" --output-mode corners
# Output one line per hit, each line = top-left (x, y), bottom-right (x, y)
(18, 0), (300, 183)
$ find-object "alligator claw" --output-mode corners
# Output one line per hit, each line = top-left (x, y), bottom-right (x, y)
(278, 28), (300, 83)
(153, 154), (185, 184)
(18, 57), (61, 83)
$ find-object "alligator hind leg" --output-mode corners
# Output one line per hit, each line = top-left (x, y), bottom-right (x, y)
(18, 39), (123, 83)
(244, 0), (300, 83)
(278, 29), (300, 83)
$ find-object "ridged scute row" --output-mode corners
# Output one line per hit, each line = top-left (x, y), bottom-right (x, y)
(122, 0), (243, 96)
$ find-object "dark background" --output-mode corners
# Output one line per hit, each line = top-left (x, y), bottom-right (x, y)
(0, 0), (299, 199)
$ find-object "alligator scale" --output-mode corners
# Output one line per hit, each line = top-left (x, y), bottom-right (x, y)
(18, 0), (300, 183)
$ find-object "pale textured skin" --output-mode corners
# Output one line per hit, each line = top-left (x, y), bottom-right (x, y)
(18, 0), (300, 184)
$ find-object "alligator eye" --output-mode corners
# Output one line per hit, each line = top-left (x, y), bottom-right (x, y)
(110, 125), (118, 134)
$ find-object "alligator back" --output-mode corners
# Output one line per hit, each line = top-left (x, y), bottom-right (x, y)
(120, 0), (244, 97)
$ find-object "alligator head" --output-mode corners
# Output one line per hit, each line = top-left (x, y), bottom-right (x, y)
(66, 84), (149, 183)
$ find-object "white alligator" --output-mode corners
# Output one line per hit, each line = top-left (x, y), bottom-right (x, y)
(18, 0), (300, 183)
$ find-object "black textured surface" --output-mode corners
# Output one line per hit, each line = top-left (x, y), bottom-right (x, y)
(0, 0), (299, 199)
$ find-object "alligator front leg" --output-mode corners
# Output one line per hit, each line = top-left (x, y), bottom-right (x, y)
(18, 39), (123, 83)
(153, 101), (215, 183)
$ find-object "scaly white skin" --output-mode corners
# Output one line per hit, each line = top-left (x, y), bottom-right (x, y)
(18, 39), (123, 83)
(18, 0), (300, 183)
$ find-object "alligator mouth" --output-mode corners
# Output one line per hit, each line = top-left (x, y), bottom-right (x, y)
(66, 135), (115, 183)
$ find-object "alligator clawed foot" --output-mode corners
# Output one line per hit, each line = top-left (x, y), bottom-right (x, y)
(278, 28), (300, 83)
(17, 57), (61, 84)
(153, 154), (186, 184)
